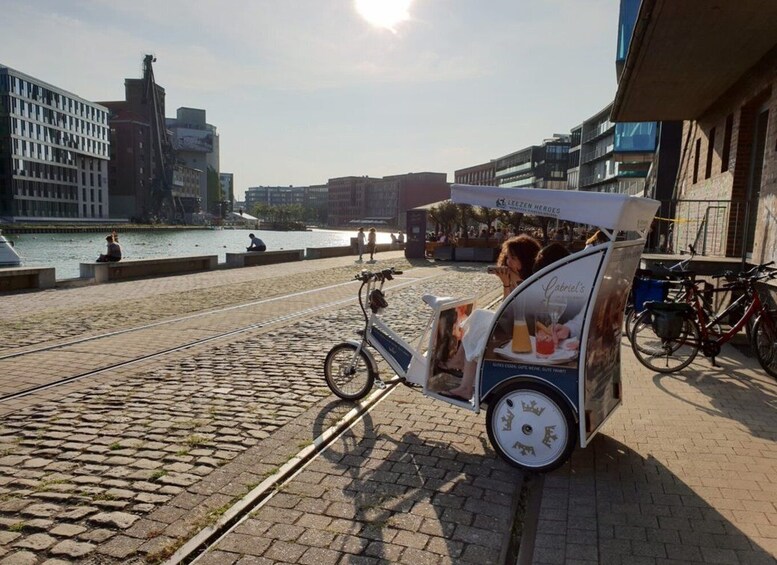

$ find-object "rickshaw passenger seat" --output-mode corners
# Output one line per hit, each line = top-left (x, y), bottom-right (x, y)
(422, 294), (455, 309)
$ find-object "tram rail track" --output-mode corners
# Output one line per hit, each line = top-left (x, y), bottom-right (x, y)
(165, 290), (507, 565)
(0, 271), (440, 404)
(165, 378), (403, 565)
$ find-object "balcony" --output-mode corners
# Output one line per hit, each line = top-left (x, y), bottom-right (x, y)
(580, 144), (615, 165)
(582, 121), (615, 144)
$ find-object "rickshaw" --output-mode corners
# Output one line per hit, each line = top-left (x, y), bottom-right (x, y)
(325, 184), (659, 472)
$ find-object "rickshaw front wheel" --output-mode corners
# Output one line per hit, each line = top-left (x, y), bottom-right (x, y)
(486, 382), (576, 473)
(324, 343), (376, 401)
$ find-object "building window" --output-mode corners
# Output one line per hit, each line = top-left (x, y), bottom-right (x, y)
(721, 114), (733, 173)
(693, 138), (701, 184)
(705, 127), (715, 179)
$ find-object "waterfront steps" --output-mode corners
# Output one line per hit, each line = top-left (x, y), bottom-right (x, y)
(0, 266), (56, 291)
(80, 255), (218, 283)
(226, 249), (304, 267)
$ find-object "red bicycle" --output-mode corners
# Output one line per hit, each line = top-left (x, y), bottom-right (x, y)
(630, 262), (777, 378)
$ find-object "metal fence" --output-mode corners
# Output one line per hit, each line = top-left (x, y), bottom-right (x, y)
(648, 199), (755, 257)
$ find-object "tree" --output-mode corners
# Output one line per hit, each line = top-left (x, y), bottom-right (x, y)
(499, 210), (524, 235)
(428, 200), (459, 236)
(456, 204), (474, 240)
(472, 206), (498, 234)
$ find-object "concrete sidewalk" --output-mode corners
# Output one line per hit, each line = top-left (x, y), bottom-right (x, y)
(529, 342), (777, 564)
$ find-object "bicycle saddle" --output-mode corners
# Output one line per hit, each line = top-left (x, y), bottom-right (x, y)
(422, 294), (455, 308)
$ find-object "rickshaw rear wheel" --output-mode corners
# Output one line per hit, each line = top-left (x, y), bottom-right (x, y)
(486, 382), (576, 473)
(324, 343), (375, 400)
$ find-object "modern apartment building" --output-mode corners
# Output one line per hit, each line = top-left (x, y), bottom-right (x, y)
(245, 184), (329, 224)
(0, 65), (110, 221)
(571, 103), (656, 195)
(454, 161), (496, 186)
(494, 136), (571, 190)
(245, 186), (305, 209)
(304, 184), (328, 224)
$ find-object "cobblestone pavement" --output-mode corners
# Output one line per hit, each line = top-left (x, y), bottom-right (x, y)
(0, 258), (508, 564)
(0, 261), (445, 400)
(0, 253), (417, 352)
(197, 385), (518, 565)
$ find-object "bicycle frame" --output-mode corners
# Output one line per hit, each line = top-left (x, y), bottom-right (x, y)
(350, 272), (430, 386)
(692, 280), (765, 347)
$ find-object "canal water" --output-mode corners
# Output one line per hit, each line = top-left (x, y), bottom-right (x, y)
(4, 228), (394, 280)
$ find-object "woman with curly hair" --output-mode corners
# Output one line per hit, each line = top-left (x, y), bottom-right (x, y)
(491, 234), (542, 298)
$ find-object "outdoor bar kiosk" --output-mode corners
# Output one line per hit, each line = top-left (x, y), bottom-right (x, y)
(423, 185), (659, 472)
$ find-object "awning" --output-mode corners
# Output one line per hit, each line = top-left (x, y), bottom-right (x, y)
(451, 184), (659, 232)
(612, 0), (777, 121)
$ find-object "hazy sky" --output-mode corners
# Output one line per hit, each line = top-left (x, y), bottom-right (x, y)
(1, 0), (620, 196)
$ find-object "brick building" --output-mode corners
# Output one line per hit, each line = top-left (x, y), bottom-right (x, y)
(612, 0), (777, 262)
(454, 161), (496, 186)
(328, 173), (449, 229)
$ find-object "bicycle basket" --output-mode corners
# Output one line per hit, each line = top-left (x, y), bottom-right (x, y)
(645, 301), (693, 340)
(633, 278), (669, 312)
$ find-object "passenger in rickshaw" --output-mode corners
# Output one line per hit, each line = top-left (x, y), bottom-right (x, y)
(440, 236), (591, 401)
(439, 235), (541, 401)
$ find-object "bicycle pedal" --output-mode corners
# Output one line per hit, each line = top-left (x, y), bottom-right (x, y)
(374, 379), (387, 389)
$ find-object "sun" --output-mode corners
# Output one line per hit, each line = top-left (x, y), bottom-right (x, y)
(355, 0), (413, 32)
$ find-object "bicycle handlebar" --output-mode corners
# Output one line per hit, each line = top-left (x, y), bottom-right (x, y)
(354, 267), (403, 282)
(712, 262), (777, 284)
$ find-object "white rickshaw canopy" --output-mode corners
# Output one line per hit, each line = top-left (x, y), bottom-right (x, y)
(451, 184), (659, 233)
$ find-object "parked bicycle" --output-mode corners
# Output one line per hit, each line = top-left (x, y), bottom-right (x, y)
(624, 245), (698, 342)
(630, 262), (777, 378)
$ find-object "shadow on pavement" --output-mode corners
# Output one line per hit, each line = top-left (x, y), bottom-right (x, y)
(306, 397), (518, 564)
(651, 365), (777, 442)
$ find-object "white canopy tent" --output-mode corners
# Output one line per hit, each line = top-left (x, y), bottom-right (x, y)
(451, 184), (659, 234)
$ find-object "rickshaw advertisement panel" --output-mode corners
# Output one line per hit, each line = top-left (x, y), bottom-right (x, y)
(479, 251), (605, 408)
(583, 243), (643, 440)
(427, 299), (476, 394)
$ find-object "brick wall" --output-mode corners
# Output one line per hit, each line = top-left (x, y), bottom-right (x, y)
(675, 47), (777, 261)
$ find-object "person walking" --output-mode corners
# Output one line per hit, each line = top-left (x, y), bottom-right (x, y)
(356, 227), (366, 262)
(368, 227), (377, 262)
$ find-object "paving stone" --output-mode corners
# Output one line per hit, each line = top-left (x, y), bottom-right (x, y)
(0, 551), (38, 565)
(12, 533), (56, 550)
(0, 532), (21, 545)
(48, 540), (95, 558)
(49, 524), (87, 537)
(88, 511), (140, 529)
(77, 529), (115, 543)
(95, 534), (145, 559)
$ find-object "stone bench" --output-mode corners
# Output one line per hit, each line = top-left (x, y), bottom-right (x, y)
(305, 246), (353, 260)
(226, 249), (304, 268)
(0, 267), (56, 292)
(80, 255), (218, 284)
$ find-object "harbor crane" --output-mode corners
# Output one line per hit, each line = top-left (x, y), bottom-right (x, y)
(142, 54), (182, 223)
